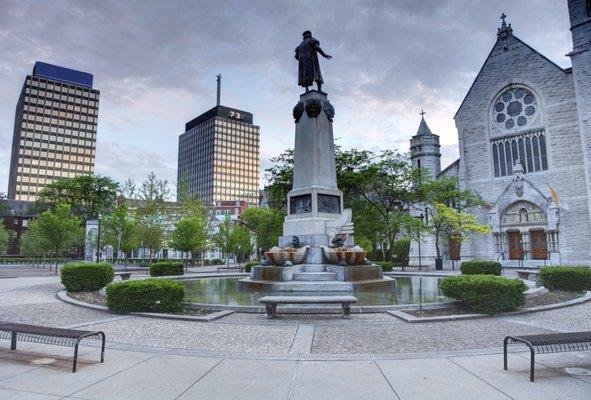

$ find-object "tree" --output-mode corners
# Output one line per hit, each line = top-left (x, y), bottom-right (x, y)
(0, 223), (10, 254)
(264, 149), (294, 211)
(230, 224), (252, 262)
(137, 218), (165, 260)
(241, 207), (283, 255)
(36, 175), (119, 220)
(213, 216), (233, 266)
(101, 204), (139, 259)
(170, 216), (209, 264)
(0, 192), (9, 216)
(35, 204), (84, 261)
(428, 203), (490, 259)
(138, 171), (171, 216)
(19, 221), (51, 258)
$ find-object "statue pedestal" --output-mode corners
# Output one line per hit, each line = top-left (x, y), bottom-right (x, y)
(282, 90), (346, 264)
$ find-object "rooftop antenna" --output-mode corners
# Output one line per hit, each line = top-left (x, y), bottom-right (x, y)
(216, 74), (222, 106)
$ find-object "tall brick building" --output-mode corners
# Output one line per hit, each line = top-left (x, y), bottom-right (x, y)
(410, 1), (591, 267)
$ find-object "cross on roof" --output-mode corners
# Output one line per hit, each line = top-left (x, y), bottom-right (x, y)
(500, 13), (507, 23)
(420, 110), (426, 118)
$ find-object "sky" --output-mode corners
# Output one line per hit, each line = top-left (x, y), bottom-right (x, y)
(0, 0), (574, 196)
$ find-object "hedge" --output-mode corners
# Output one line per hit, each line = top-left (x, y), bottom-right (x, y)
(149, 261), (184, 277)
(245, 260), (260, 273)
(460, 260), (502, 276)
(539, 266), (591, 291)
(373, 261), (394, 271)
(61, 262), (114, 292)
(105, 278), (184, 313)
(392, 238), (411, 264)
(440, 275), (527, 315)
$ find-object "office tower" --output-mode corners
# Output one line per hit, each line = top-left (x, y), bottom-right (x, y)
(177, 78), (260, 207)
(7, 62), (100, 201)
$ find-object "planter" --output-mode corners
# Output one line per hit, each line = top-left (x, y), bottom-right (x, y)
(265, 246), (309, 266)
(322, 247), (367, 266)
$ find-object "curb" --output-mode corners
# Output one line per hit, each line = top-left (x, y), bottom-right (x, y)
(57, 290), (234, 322)
(388, 290), (591, 323)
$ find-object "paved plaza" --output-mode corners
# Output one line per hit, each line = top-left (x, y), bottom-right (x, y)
(0, 273), (590, 399)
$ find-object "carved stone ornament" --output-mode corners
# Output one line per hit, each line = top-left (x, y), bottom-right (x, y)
(323, 100), (335, 122)
(305, 98), (322, 118)
(514, 175), (524, 197)
(293, 101), (304, 123)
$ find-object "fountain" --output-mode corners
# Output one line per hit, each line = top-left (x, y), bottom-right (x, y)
(238, 31), (395, 293)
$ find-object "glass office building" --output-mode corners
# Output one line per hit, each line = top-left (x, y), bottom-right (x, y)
(178, 105), (260, 207)
(7, 62), (100, 201)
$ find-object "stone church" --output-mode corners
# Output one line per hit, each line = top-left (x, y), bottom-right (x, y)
(409, 0), (591, 267)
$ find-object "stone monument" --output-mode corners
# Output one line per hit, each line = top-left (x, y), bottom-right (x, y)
(239, 31), (394, 292)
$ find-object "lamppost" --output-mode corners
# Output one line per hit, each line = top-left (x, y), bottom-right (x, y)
(237, 244), (241, 269)
(96, 214), (102, 263)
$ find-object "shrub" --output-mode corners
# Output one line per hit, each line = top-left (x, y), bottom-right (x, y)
(392, 238), (411, 264)
(539, 266), (591, 291)
(440, 275), (527, 315)
(245, 260), (260, 273)
(61, 262), (114, 292)
(149, 261), (184, 277)
(374, 261), (394, 271)
(460, 260), (502, 276)
(105, 278), (184, 313)
(209, 258), (225, 265)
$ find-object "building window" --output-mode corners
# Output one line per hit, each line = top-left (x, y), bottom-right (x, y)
(547, 231), (559, 252)
(492, 131), (548, 177)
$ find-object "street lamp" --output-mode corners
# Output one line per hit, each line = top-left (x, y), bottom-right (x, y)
(96, 214), (102, 263)
(415, 214), (424, 270)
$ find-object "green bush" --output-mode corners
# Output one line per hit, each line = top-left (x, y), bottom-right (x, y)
(440, 275), (527, 315)
(460, 260), (502, 276)
(208, 258), (225, 265)
(149, 261), (184, 277)
(374, 261), (394, 271)
(245, 260), (260, 273)
(392, 238), (411, 264)
(61, 262), (114, 292)
(105, 278), (184, 313)
(539, 266), (591, 291)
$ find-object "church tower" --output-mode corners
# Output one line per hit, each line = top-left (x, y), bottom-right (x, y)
(409, 111), (441, 178)
(567, 0), (591, 258)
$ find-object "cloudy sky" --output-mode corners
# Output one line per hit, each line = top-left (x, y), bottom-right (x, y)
(0, 0), (573, 195)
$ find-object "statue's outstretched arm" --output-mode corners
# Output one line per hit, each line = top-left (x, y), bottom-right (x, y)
(316, 46), (332, 59)
(295, 48), (299, 60)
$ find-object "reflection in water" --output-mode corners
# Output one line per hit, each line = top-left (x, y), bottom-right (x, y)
(182, 276), (447, 306)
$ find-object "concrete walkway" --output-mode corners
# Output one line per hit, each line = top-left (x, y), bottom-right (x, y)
(1, 275), (590, 399)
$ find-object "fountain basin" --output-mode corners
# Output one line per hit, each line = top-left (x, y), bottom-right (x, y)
(322, 246), (367, 265)
(265, 245), (309, 266)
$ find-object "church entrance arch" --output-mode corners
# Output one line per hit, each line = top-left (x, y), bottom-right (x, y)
(501, 201), (548, 260)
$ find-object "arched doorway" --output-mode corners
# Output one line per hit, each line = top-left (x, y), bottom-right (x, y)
(501, 201), (548, 260)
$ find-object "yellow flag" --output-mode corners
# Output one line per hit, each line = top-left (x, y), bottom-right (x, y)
(546, 183), (560, 205)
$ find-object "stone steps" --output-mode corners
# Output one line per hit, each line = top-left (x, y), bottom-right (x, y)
(273, 280), (353, 292)
(303, 265), (326, 272)
(293, 272), (336, 281)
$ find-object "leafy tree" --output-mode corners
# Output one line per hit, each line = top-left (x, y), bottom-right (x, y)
(118, 178), (137, 199)
(36, 175), (118, 220)
(230, 224), (252, 262)
(0, 192), (9, 216)
(170, 216), (209, 263)
(35, 204), (84, 259)
(19, 221), (51, 257)
(241, 207), (283, 255)
(137, 218), (165, 260)
(0, 223), (10, 254)
(101, 204), (139, 259)
(138, 171), (171, 216)
(213, 216), (233, 266)
(264, 149), (294, 211)
(428, 203), (490, 259)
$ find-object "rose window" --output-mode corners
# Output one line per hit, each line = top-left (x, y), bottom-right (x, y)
(493, 88), (537, 130)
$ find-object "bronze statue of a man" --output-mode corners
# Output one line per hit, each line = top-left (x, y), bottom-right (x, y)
(295, 30), (332, 92)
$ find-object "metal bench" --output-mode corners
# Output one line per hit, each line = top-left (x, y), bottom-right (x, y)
(0, 322), (106, 373)
(259, 295), (358, 319)
(114, 272), (132, 280)
(514, 269), (539, 281)
(504, 332), (591, 382)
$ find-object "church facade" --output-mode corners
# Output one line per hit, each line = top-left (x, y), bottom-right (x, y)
(409, 0), (591, 267)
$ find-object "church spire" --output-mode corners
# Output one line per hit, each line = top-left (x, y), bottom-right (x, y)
(416, 110), (433, 136)
(497, 12), (514, 39)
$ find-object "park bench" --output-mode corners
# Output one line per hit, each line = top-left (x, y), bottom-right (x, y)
(514, 269), (539, 281)
(401, 265), (430, 272)
(504, 331), (591, 382)
(113, 272), (132, 280)
(0, 322), (105, 373)
(216, 265), (244, 273)
(259, 295), (358, 319)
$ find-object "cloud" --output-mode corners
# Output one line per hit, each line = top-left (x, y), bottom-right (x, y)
(0, 0), (573, 193)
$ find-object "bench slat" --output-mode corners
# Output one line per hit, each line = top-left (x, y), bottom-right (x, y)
(259, 296), (358, 304)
